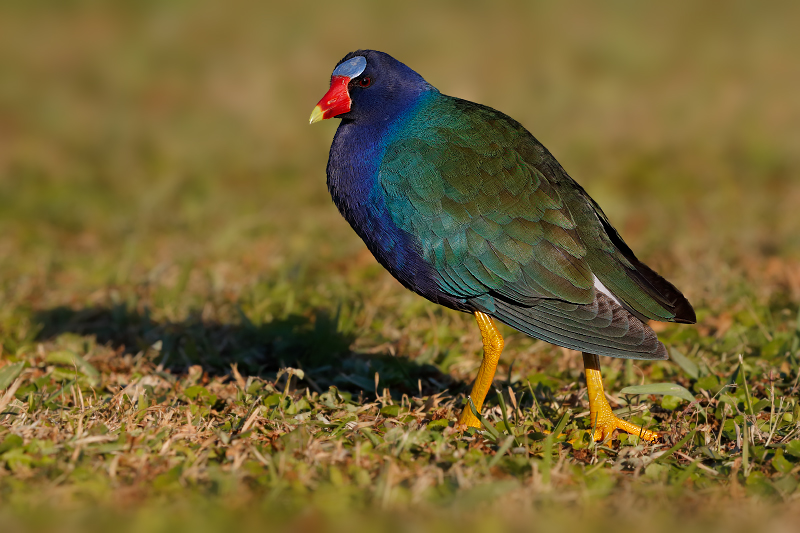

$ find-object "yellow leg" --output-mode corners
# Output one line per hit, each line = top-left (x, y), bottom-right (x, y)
(583, 353), (659, 443)
(457, 312), (504, 429)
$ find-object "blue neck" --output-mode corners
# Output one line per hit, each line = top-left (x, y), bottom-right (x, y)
(326, 92), (446, 302)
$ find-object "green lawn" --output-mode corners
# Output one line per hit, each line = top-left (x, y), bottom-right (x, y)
(1, 1), (800, 531)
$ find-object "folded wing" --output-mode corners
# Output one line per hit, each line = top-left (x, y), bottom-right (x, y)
(379, 96), (693, 359)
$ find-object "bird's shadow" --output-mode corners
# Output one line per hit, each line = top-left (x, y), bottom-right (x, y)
(33, 304), (454, 399)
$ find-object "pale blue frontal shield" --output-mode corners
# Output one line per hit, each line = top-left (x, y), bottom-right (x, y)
(332, 56), (367, 79)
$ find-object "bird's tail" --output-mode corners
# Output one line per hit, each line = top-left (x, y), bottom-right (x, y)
(482, 293), (668, 360)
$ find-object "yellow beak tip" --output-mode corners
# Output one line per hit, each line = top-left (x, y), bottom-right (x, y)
(309, 105), (325, 124)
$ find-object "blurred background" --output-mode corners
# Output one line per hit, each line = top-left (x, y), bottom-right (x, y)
(1, 0), (799, 361)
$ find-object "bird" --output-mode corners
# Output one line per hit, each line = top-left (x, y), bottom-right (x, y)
(309, 50), (695, 443)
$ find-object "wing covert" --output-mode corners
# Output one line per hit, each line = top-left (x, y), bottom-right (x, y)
(379, 99), (594, 306)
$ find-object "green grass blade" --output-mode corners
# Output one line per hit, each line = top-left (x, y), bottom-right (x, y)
(0, 362), (24, 391)
(488, 436), (516, 468)
(468, 396), (501, 442)
(653, 430), (697, 464)
(669, 348), (699, 380)
(619, 383), (695, 403)
(495, 388), (521, 446)
(551, 409), (572, 439)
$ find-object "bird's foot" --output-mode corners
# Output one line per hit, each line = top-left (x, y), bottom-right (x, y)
(588, 401), (659, 444)
(582, 352), (659, 444)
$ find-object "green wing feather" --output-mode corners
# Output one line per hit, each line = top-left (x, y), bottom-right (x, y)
(382, 99), (594, 304)
(379, 95), (693, 359)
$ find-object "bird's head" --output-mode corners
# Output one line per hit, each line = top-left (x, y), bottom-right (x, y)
(309, 50), (434, 125)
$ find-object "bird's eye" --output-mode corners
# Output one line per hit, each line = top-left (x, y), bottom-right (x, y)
(359, 77), (372, 88)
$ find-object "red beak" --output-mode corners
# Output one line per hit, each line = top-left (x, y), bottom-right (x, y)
(309, 75), (351, 124)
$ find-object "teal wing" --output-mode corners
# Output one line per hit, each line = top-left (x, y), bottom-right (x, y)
(564, 188), (696, 324)
(381, 99), (595, 306)
(379, 96), (692, 359)
(532, 150), (696, 324)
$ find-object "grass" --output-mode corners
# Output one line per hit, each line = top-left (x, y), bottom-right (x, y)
(2, 0), (800, 531)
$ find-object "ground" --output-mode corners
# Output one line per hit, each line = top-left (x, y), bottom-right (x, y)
(1, 1), (800, 532)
